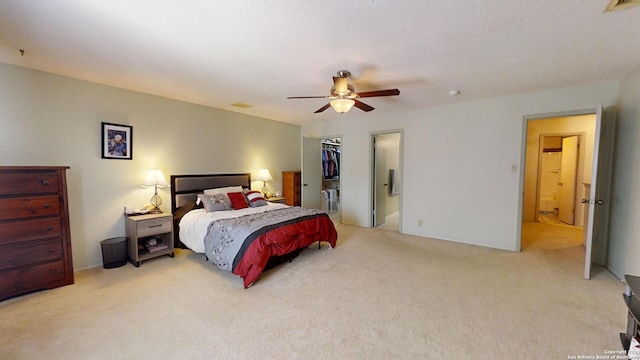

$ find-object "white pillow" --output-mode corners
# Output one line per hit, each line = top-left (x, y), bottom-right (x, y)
(203, 186), (244, 207)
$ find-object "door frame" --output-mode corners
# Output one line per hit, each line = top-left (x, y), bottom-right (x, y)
(517, 108), (598, 252)
(369, 129), (404, 230)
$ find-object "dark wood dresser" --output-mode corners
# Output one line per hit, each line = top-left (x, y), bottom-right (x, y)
(282, 171), (301, 206)
(0, 166), (74, 301)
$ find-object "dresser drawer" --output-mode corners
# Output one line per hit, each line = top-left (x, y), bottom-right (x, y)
(0, 260), (66, 300)
(0, 217), (62, 246)
(0, 239), (63, 271)
(0, 172), (60, 196)
(137, 216), (172, 237)
(0, 195), (60, 221)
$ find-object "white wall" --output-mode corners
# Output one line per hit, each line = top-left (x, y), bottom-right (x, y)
(303, 81), (618, 251)
(0, 63), (301, 269)
(608, 66), (640, 279)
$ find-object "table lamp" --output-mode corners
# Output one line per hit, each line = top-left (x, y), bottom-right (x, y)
(257, 169), (273, 197)
(141, 170), (169, 213)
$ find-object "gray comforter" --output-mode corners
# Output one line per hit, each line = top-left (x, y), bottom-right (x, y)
(203, 206), (326, 272)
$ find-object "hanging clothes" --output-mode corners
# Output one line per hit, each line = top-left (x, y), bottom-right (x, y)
(322, 145), (340, 179)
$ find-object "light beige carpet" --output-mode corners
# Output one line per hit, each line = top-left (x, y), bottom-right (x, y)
(0, 223), (627, 359)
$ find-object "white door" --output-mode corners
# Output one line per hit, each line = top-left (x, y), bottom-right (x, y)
(372, 135), (387, 227)
(584, 104), (614, 279)
(558, 136), (578, 224)
(302, 137), (322, 209)
(539, 151), (562, 212)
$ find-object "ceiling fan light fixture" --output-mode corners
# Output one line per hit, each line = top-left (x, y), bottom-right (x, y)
(605, 0), (640, 11)
(330, 98), (355, 113)
(288, 69), (400, 113)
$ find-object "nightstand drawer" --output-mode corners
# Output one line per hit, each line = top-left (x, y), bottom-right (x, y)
(136, 216), (172, 237)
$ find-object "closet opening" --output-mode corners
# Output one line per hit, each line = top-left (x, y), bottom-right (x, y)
(321, 137), (341, 222)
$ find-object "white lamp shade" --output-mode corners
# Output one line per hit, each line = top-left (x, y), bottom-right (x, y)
(141, 170), (169, 188)
(256, 169), (273, 182)
(330, 98), (355, 113)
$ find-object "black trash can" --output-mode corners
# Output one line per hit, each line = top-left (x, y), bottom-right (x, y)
(101, 237), (128, 269)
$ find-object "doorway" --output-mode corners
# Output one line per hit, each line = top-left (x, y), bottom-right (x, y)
(321, 137), (341, 222)
(371, 131), (403, 231)
(302, 136), (342, 223)
(520, 106), (616, 280)
(522, 115), (596, 251)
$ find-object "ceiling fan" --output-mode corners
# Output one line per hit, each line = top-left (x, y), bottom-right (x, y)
(287, 70), (400, 113)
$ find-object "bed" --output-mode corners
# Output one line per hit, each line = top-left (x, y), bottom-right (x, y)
(170, 173), (338, 288)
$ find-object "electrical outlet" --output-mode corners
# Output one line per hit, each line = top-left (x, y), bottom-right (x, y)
(418, 219), (423, 226)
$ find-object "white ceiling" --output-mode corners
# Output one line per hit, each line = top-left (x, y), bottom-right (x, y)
(1, 1), (639, 125)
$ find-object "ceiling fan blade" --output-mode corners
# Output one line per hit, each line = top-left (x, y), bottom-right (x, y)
(357, 89), (400, 98)
(333, 76), (348, 94)
(287, 95), (328, 99)
(353, 99), (375, 112)
(314, 103), (331, 113)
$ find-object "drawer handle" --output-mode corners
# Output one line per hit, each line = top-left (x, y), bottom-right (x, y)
(48, 248), (55, 253)
(44, 203), (50, 209)
(148, 224), (162, 228)
(47, 226), (53, 231)
(41, 180), (50, 185)
(50, 269), (57, 275)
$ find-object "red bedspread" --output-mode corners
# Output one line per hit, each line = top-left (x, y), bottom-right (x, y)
(233, 214), (338, 288)
(202, 207), (338, 288)
(234, 213), (337, 288)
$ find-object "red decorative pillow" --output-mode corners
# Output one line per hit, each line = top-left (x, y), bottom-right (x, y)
(227, 192), (249, 210)
(245, 190), (268, 207)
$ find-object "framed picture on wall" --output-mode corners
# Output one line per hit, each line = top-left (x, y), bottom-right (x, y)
(101, 122), (133, 160)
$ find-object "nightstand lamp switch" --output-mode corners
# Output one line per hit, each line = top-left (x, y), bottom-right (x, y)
(141, 170), (169, 213)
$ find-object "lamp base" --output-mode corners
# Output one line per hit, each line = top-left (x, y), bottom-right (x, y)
(149, 193), (163, 213)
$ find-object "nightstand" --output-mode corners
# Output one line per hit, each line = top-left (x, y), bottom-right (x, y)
(125, 213), (174, 267)
(266, 196), (287, 204)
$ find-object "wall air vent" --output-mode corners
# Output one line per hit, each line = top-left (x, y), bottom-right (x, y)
(605, 0), (640, 12)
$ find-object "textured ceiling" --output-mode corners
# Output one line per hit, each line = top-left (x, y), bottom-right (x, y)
(0, 1), (639, 125)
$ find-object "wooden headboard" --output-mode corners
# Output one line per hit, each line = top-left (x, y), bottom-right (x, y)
(170, 173), (251, 247)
